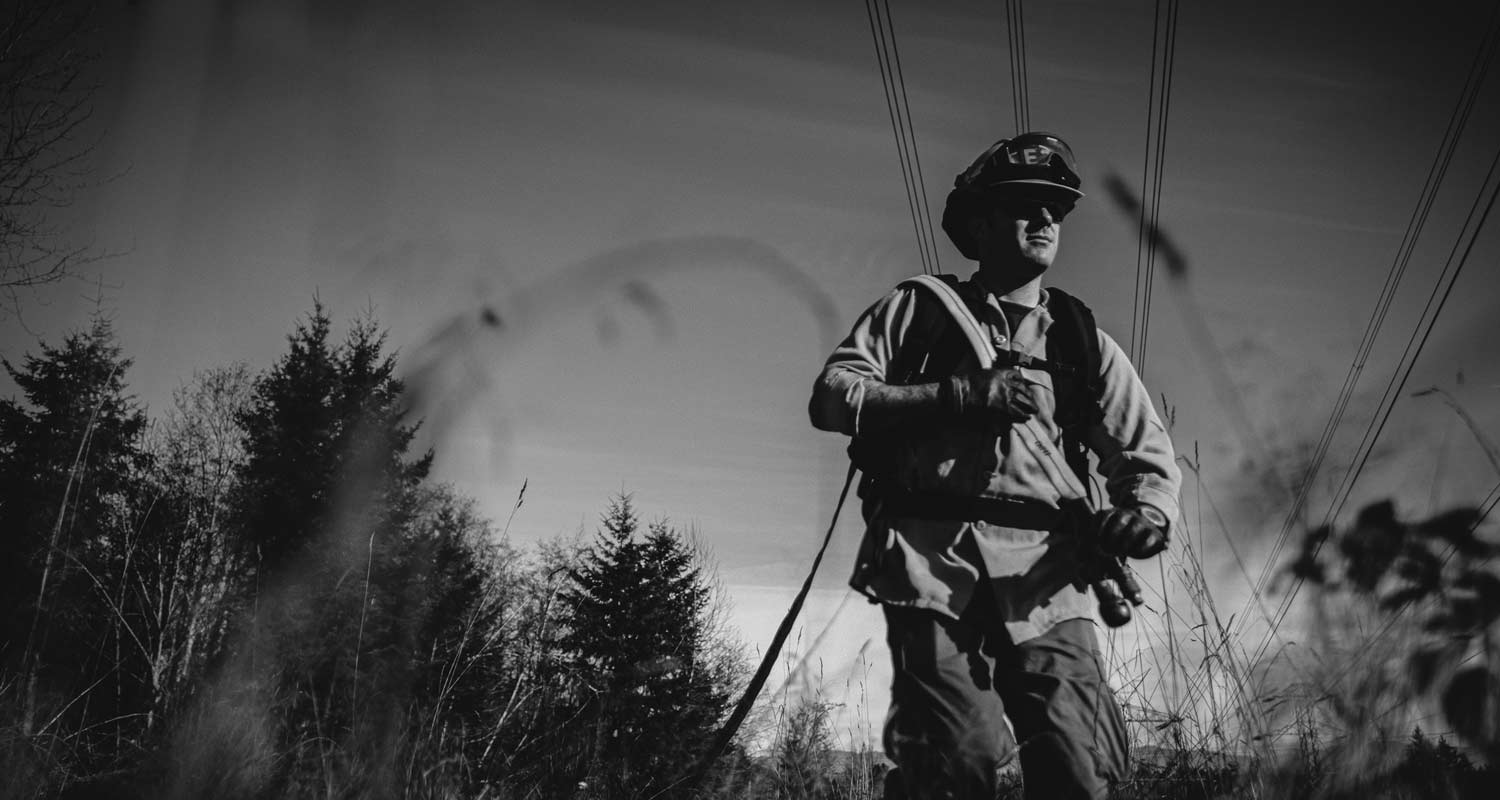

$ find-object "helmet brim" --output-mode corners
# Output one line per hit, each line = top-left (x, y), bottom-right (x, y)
(983, 179), (1086, 201)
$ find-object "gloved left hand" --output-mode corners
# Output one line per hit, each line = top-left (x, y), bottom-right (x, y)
(1095, 506), (1170, 559)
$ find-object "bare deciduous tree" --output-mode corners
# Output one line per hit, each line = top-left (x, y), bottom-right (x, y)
(0, 0), (101, 315)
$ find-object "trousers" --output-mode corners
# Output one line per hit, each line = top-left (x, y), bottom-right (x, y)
(880, 587), (1129, 800)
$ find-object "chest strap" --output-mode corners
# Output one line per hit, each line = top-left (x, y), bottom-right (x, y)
(992, 349), (1083, 377)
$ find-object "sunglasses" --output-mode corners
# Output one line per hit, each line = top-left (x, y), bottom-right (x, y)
(992, 197), (1074, 223)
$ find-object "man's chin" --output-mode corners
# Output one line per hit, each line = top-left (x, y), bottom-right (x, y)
(978, 255), (1050, 287)
(1020, 257), (1052, 277)
(1023, 244), (1056, 265)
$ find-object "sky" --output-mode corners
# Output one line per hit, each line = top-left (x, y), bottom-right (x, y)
(6, 0), (1500, 749)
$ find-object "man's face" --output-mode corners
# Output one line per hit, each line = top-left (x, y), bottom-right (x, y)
(973, 195), (1070, 280)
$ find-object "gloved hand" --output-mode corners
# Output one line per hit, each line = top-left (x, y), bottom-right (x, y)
(1095, 505), (1170, 559)
(941, 368), (1038, 424)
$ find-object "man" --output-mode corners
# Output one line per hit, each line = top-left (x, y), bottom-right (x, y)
(808, 132), (1181, 799)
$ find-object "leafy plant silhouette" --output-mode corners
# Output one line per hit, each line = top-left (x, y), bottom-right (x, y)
(1291, 500), (1500, 763)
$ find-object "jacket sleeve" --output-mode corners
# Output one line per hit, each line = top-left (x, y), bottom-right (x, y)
(808, 287), (923, 436)
(1084, 329), (1183, 524)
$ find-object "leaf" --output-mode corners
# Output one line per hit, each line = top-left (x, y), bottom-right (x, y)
(1419, 507), (1489, 556)
(1355, 499), (1399, 530)
(1407, 644), (1455, 694)
(1394, 545), (1441, 585)
(1447, 596), (1482, 632)
(1453, 570), (1500, 628)
(1340, 501), (1406, 593)
(1384, 546), (1442, 608)
(1288, 552), (1326, 585)
(1441, 667), (1498, 748)
(1380, 585), (1430, 610)
(1289, 527), (1330, 584)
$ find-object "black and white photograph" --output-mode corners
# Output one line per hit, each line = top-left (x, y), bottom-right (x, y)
(3, 1), (1499, 797)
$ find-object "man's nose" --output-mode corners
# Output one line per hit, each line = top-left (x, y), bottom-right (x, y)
(1026, 206), (1055, 229)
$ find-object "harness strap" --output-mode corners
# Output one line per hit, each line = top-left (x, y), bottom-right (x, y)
(896, 274), (997, 367)
(993, 349), (1084, 376)
(878, 491), (1063, 529)
(899, 275), (1089, 379)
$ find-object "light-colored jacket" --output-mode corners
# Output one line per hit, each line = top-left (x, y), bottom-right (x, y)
(810, 275), (1182, 641)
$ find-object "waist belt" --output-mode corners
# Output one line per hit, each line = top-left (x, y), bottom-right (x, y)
(877, 492), (1064, 530)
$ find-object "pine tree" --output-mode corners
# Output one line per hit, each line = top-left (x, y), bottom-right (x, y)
(227, 301), (441, 791)
(234, 302), (342, 575)
(556, 494), (733, 798)
(141, 306), (516, 798)
(397, 483), (519, 786)
(0, 314), (149, 734)
(235, 304), (432, 570)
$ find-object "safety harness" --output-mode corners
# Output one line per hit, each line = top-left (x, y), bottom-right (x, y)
(854, 273), (1106, 514)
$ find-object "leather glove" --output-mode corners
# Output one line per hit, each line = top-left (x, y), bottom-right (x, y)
(940, 368), (1038, 424)
(1096, 505), (1170, 559)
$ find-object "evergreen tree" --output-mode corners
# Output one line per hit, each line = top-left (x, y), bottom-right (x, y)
(149, 309), (515, 798)
(228, 301), (440, 791)
(556, 494), (733, 798)
(235, 302), (432, 577)
(233, 302), (342, 575)
(0, 314), (149, 733)
(396, 483), (520, 790)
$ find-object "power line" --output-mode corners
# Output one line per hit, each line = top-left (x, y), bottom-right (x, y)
(1130, 0), (1163, 364)
(1232, 5), (1500, 646)
(1140, 0), (1178, 375)
(1005, 0), (1030, 131)
(1251, 138), (1500, 670)
(864, 0), (942, 275)
(1129, 0), (1179, 374)
(1243, 6), (1500, 627)
(883, 0), (943, 276)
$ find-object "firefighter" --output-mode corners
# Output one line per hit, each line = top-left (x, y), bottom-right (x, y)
(809, 132), (1181, 799)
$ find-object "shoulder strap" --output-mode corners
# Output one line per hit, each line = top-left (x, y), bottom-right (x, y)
(897, 274), (998, 369)
(1043, 286), (1104, 492)
(849, 274), (993, 510)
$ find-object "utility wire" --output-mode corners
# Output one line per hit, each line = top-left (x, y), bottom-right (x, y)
(1130, 0), (1179, 375)
(1131, 0), (1163, 364)
(1251, 139), (1500, 669)
(1232, 6), (1500, 645)
(1005, 0), (1031, 131)
(883, 0), (943, 275)
(1318, 30), (1500, 538)
(1242, 6), (1499, 629)
(1140, 0), (1178, 375)
(865, 0), (942, 275)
